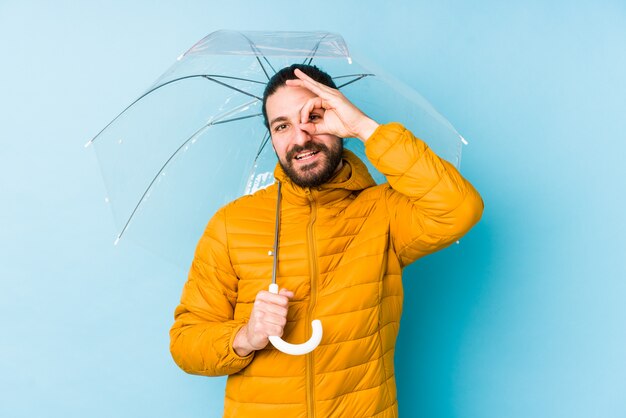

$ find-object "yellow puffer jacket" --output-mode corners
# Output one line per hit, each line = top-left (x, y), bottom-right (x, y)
(170, 122), (483, 417)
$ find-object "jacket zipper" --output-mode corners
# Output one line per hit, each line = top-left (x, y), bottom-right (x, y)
(306, 191), (318, 418)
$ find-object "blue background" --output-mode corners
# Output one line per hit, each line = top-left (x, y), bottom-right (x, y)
(1, 1), (625, 417)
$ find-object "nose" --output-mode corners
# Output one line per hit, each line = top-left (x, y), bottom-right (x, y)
(292, 123), (312, 146)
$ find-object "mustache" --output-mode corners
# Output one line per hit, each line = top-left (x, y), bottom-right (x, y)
(286, 143), (329, 160)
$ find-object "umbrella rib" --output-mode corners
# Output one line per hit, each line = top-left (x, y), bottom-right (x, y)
(335, 73), (374, 89)
(238, 32), (275, 79)
(88, 74), (264, 145)
(202, 76), (262, 100)
(116, 107), (261, 242)
(206, 74), (266, 84)
(302, 33), (330, 65)
(255, 55), (271, 80)
(116, 131), (206, 242)
(212, 113), (262, 125)
(254, 131), (271, 159)
(260, 55), (277, 75)
(332, 73), (374, 79)
(244, 131), (273, 195)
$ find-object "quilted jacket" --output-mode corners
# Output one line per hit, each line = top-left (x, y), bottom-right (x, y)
(170, 122), (483, 417)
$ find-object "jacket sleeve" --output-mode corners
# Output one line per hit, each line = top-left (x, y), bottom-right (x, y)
(169, 207), (254, 376)
(365, 122), (484, 267)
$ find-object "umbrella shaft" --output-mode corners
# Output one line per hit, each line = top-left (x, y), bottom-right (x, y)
(271, 181), (281, 286)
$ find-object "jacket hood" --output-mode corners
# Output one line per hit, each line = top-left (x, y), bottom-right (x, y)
(273, 149), (377, 206)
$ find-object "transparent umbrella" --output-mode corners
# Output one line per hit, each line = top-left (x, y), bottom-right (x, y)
(87, 30), (466, 269)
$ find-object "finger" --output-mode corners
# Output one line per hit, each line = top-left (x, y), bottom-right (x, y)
(290, 68), (336, 97)
(250, 318), (284, 339)
(294, 68), (326, 89)
(265, 323), (285, 337)
(255, 300), (288, 317)
(256, 290), (290, 307)
(286, 77), (339, 110)
(285, 78), (304, 88)
(262, 312), (288, 328)
(278, 288), (294, 299)
(300, 96), (324, 124)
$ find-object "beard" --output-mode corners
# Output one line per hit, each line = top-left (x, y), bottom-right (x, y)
(278, 139), (344, 188)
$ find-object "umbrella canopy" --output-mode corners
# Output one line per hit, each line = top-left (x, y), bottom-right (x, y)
(87, 30), (467, 267)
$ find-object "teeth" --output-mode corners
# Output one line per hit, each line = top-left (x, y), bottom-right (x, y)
(296, 151), (317, 160)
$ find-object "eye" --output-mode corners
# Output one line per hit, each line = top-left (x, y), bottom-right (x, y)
(309, 113), (321, 122)
(273, 123), (288, 133)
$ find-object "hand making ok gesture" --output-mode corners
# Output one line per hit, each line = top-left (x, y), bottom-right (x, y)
(286, 68), (380, 142)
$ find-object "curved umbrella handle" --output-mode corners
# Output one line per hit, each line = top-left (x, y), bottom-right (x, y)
(268, 284), (323, 355)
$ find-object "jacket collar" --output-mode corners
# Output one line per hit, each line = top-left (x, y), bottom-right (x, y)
(273, 149), (376, 206)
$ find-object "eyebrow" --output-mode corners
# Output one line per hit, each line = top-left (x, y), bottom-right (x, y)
(269, 116), (288, 128)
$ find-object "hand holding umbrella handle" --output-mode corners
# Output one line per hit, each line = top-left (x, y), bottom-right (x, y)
(268, 283), (322, 355)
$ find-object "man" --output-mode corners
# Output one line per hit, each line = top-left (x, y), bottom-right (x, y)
(170, 64), (483, 417)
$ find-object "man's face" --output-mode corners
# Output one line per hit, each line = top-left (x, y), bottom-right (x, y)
(265, 85), (343, 188)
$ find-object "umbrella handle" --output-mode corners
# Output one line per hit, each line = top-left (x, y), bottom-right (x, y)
(268, 284), (323, 355)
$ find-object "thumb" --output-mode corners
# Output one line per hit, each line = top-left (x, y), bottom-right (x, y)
(278, 288), (294, 299)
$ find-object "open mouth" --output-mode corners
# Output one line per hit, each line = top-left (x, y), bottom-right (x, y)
(294, 151), (319, 161)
